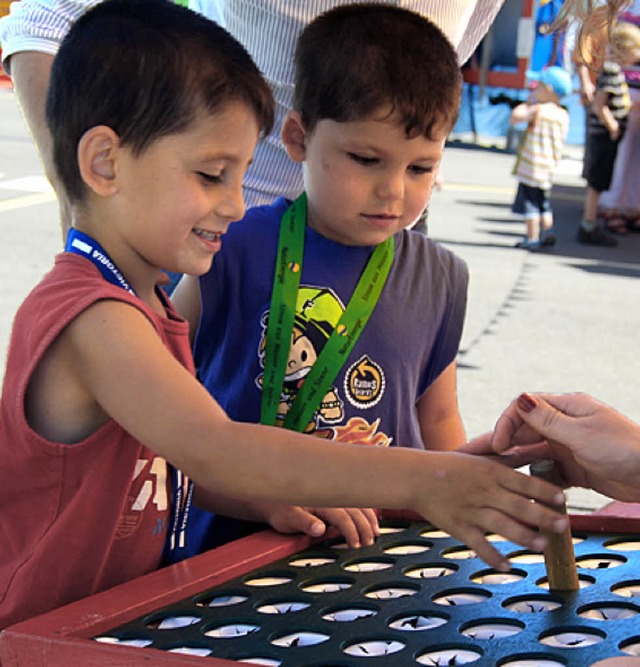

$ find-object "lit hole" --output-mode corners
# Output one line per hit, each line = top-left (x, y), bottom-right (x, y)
(405, 564), (456, 579)
(539, 628), (604, 648)
(167, 647), (212, 656)
(389, 614), (448, 631)
(461, 620), (524, 640)
(322, 607), (377, 622)
(204, 623), (260, 638)
(578, 604), (640, 621)
(343, 639), (405, 657)
(416, 646), (482, 664)
(383, 541), (431, 555)
(503, 596), (562, 613)
(93, 636), (153, 648)
(256, 601), (310, 614)
(433, 589), (490, 606)
(343, 559), (394, 573)
(289, 555), (336, 568)
(245, 575), (292, 587)
(271, 631), (329, 648)
(471, 569), (526, 585)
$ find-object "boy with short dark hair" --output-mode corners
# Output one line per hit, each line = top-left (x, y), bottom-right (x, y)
(175, 4), (565, 545)
(179, 4), (466, 458)
(0, 0), (568, 630)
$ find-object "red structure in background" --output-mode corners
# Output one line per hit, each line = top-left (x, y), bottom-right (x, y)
(463, 0), (535, 91)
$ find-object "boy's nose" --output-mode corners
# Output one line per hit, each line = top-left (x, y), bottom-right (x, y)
(216, 184), (246, 225)
(376, 172), (404, 201)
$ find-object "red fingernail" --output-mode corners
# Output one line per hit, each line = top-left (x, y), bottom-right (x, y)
(516, 392), (537, 413)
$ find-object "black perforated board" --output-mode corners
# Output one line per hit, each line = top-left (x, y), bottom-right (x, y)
(99, 519), (640, 666)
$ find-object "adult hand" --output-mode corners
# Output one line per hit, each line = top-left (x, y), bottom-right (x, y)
(490, 392), (640, 502)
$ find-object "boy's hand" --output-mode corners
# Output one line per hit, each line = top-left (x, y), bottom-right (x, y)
(261, 502), (379, 548)
(460, 432), (551, 468)
(413, 452), (568, 572)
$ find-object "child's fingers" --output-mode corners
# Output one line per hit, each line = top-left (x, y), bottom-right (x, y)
(311, 507), (378, 548)
(504, 468), (566, 511)
(494, 491), (569, 537)
(269, 505), (327, 537)
(457, 506), (553, 572)
(454, 525), (511, 572)
(345, 507), (379, 546)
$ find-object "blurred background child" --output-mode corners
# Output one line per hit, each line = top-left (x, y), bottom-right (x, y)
(579, 20), (640, 245)
(510, 66), (572, 251)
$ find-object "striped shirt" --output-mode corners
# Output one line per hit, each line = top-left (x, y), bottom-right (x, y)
(599, 60), (632, 119)
(0, 0), (505, 206)
(514, 102), (569, 190)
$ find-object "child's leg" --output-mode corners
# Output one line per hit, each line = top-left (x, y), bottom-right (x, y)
(578, 185), (617, 246)
(583, 185), (600, 223)
(515, 185), (542, 249)
(539, 211), (556, 246)
(578, 129), (619, 246)
(525, 215), (539, 242)
(515, 214), (542, 249)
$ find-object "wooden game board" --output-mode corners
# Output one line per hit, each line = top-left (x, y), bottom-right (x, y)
(2, 510), (640, 667)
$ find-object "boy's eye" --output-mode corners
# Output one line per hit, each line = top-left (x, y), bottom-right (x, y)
(409, 165), (434, 175)
(197, 171), (223, 184)
(348, 152), (378, 166)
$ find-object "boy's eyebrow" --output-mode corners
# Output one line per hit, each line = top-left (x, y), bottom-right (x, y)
(197, 152), (253, 165)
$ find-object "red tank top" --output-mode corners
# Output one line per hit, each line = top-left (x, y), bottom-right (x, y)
(0, 254), (194, 629)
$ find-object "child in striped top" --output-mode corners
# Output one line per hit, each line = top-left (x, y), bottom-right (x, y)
(510, 66), (572, 252)
(579, 21), (640, 245)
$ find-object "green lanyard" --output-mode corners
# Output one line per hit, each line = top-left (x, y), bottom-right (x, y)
(260, 193), (394, 431)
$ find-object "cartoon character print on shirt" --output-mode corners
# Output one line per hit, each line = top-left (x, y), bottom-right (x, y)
(256, 286), (391, 446)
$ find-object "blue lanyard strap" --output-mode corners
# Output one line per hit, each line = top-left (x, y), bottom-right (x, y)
(65, 228), (192, 560)
(65, 228), (135, 294)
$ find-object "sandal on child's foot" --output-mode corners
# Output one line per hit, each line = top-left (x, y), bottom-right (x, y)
(603, 214), (629, 235)
(515, 238), (542, 251)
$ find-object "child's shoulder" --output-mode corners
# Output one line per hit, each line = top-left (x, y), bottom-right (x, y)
(397, 230), (468, 275)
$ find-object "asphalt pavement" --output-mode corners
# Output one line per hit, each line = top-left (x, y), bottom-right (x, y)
(2, 87), (639, 512)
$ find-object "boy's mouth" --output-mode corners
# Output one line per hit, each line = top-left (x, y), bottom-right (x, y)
(194, 228), (221, 242)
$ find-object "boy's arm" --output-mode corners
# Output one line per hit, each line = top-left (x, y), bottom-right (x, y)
(592, 89), (620, 139)
(171, 273), (202, 345)
(416, 361), (466, 451)
(576, 63), (596, 105)
(58, 300), (568, 571)
(510, 102), (536, 125)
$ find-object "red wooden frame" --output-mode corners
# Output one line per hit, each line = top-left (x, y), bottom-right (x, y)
(2, 506), (640, 666)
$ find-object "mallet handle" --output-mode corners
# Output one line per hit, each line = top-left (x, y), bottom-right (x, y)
(530, 459), (580, 591)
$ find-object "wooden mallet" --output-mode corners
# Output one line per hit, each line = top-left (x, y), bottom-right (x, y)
(530, 459), (580, 591)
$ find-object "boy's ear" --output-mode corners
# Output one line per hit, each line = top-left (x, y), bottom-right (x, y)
(77, 126), (121, 196)
(281, 110), (308, 162)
